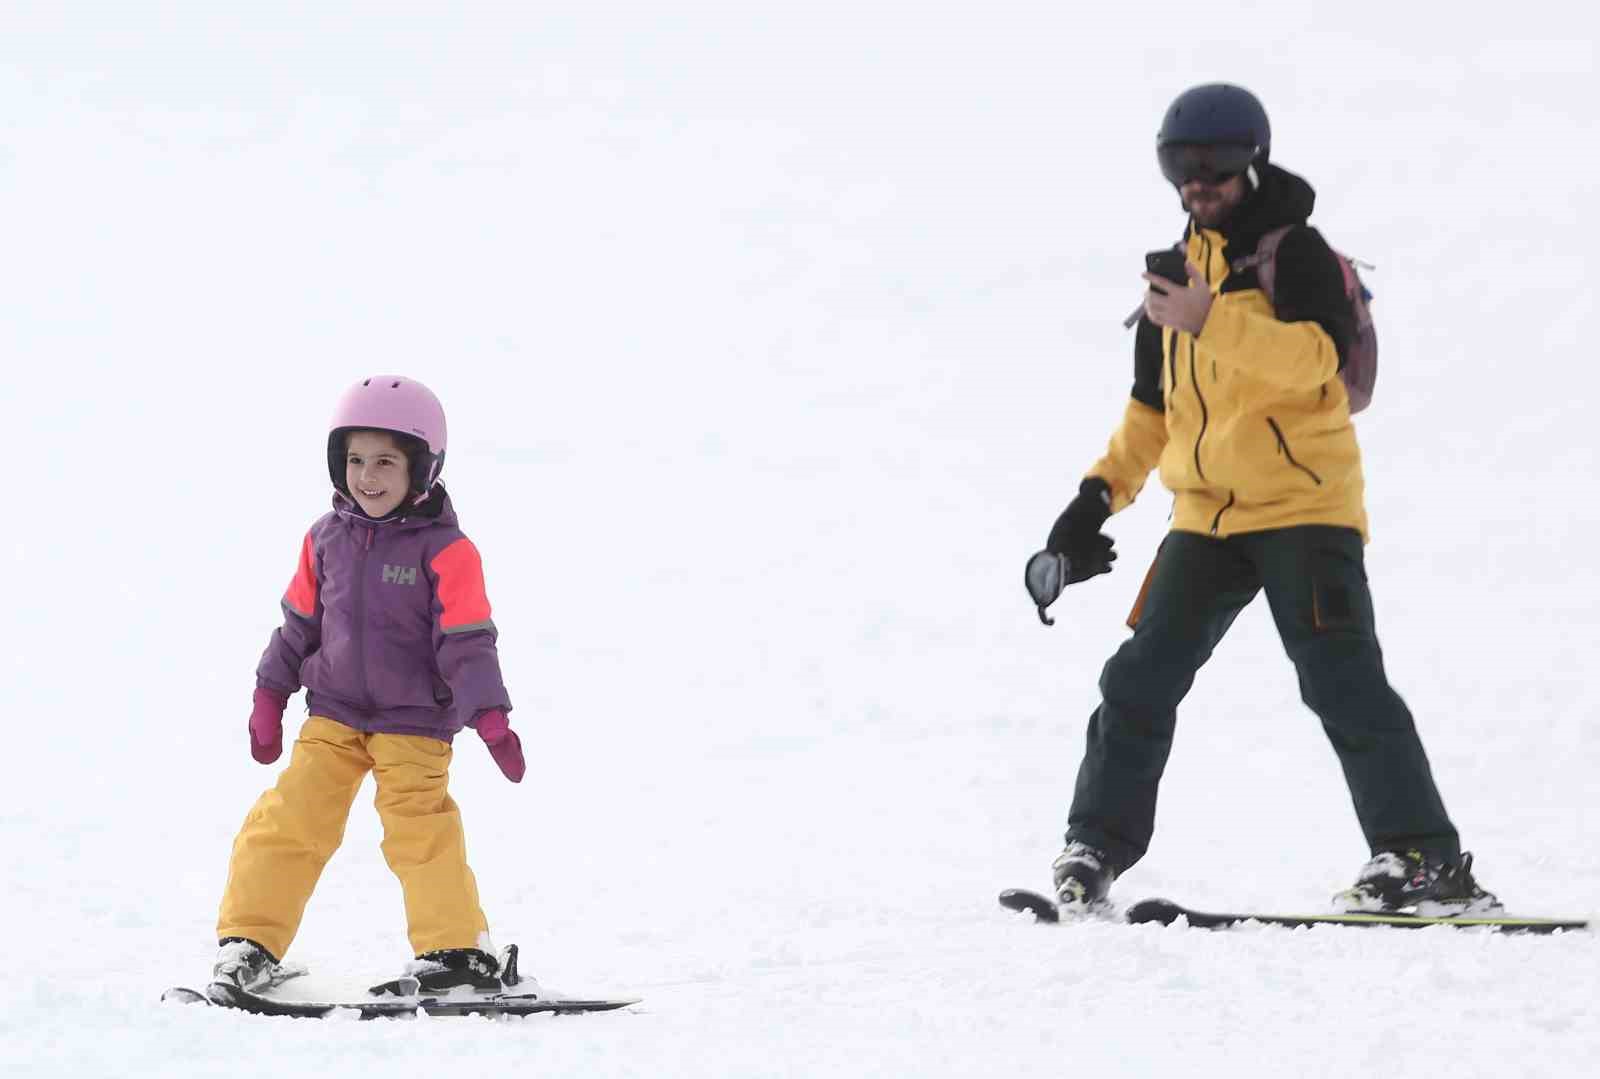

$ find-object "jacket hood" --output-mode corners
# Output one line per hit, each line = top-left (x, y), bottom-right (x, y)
(1192, 163), (1317, 250)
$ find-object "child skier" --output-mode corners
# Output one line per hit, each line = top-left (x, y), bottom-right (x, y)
(213, 375), (526, 994)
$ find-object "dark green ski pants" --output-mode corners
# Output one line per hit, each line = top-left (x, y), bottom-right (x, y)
(1066, 525), (1459, 872)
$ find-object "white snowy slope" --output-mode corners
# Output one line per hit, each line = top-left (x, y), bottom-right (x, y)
(2, 3), (1595, 1077)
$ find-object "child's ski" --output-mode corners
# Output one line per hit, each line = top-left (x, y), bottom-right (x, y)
(170, 980), (638, 1018)
(161, 945), (638, 1018)
(159, 961), (308, 1005)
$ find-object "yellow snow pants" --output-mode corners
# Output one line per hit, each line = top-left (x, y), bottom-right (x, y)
(217, 716), (489, 960)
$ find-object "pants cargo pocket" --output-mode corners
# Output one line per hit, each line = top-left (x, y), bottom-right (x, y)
(1310, 543), (1370, 635)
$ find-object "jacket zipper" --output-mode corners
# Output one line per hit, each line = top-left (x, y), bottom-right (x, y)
(355, 524), (375, 716)
(1189, 339), (1208, 481)
(1209, 491), (1235, 535)
(1189, 233), (1212, 483)
(1267, 418), (1323, 485)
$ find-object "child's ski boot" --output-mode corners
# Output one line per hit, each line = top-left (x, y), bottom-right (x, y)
(212, 938), (281, 992)
(370, 944), (537, 997)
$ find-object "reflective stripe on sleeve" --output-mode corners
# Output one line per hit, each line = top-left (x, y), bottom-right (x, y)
(441, 619), (496, 637)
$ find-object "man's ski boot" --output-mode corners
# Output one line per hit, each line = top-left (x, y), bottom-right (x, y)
(1052, 841), (1118, 914)
(212, 938), (280, 992)
(1332, 850), (1503, 916)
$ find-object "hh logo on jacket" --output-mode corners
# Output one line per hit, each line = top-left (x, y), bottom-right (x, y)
(382, 564), (418, 586)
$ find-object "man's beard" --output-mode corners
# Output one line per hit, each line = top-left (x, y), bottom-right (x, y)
(1184, 189), (1233, 227)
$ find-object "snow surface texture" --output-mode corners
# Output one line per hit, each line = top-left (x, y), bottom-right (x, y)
(3, 3), (1595, 1076)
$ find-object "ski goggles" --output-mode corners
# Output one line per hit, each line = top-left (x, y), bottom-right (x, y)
(1157, 142), (1258, 187)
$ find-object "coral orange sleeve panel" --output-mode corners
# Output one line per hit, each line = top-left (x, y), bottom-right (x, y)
(431, 537), (493, 632)
(283, 531), (318, 618)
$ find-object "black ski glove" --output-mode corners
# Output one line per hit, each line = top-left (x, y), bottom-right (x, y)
(1045, 477), (1117, 583)
(1026, 478), (1117, 626)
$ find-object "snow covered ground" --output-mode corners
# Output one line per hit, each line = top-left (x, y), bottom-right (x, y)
(3, 3), (1595, 1076)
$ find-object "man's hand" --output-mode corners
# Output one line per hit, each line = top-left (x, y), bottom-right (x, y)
(1142, 261), (1213, 335)
(1044, 477), (1117, 583)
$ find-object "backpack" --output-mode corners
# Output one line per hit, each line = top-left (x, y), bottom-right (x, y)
(1233, 226), (1378, 413)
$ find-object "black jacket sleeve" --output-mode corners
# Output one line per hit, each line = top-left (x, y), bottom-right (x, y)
(1272, 226), (1355, 372)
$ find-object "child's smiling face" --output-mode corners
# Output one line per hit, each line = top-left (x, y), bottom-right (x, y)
(344, 430), (411, 518)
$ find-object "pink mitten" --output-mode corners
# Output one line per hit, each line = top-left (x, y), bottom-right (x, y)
(475, 709), (525, 783)
(248, 688), (289, 764)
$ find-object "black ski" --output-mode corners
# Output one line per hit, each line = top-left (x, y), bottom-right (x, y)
(1124, 897), (1590, 934)
(1000, 889), (1589, 934)
(998, 888), (1062, 923)
(163, 942), (639, 1018)
(162, 981), (638, 1018)
(160, 962), (308, 1005)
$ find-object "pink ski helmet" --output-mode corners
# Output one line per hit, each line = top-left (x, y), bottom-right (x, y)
(326, 375), (448, 496)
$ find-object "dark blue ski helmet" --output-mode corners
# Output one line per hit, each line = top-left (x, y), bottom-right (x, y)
(1156, 83), (1270, 186)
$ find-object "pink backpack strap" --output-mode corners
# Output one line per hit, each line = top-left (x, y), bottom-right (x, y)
(1230, 225), (1295, 297)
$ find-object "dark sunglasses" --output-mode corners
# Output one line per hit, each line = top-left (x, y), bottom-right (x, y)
(1157, 142), (1258, 186)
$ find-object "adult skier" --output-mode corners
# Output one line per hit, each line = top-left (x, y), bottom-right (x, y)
(1040, 83), (1499, 916)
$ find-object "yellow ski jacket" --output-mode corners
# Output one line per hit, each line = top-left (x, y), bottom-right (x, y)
(1090, 165), (1369, 540)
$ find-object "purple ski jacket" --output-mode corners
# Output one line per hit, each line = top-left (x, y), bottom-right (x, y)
(257, 486), (512, 741)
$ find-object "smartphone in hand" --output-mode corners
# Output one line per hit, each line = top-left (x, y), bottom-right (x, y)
(1145, 249), (1189, 294)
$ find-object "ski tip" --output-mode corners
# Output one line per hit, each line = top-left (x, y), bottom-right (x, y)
(1123, 897), (1185, 926)
(161, 986), (211, 1006)
(551, 997), (642, 1013)
(998, 888), (1061, 924)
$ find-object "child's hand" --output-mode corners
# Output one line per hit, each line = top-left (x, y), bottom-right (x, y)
(248, 687), (289, 764)
(475, 709), (525, 783)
